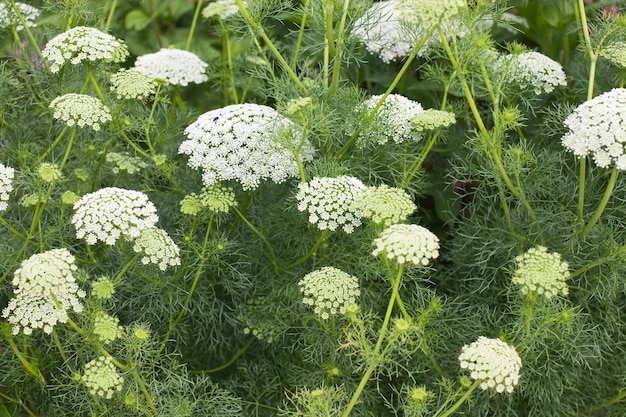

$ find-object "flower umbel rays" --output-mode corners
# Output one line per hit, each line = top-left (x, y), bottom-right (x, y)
(299, 267), (360, 320)
(512, 246), (570, 299)
(50, 94), (112, 131)
(372, 224), (440, 266)
(133, 48), (209, 86)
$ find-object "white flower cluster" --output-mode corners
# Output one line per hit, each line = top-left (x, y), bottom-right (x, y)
(72, 187), (158, 245)
(0, 163), (16, 212)
(298, 267), (360, 320)
(358, 94), (424, 147)
(42, 26), (129, 73)
(296, 176), (365, 233)
(132, 227), (181, 271)
(105, 152), (148, 175)
(458, 336), (522, 393)
(81, 356), (124, 399)
(133, 48), (208, 86)
(372, 224), (439, 266)
(2, 248), (85, 335)
(93, 312), (123, 344)
(412, 109), (456, 132)
(512, 246), (570, 299)
(357, 184), (416, 227)
(50, 93), (111, 131)
(600, 42), (626, 70)
(179, 103), (315, 190)
(497, 51), (567, 95)
(0, 2), (40, 30)
(561, 88), (626, 170)
(203, 0), (240, 20)
(109, 69), (158, 100)
(397, 0), (466, 27)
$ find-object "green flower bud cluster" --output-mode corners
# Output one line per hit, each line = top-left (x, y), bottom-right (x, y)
(358, 184), (416, 227)
(37, 163), (63, 183)
(91, 277), (116, 300)
(299, 267), (360, 320)
(105, 152), (148, 175)
(411, 109), (456, 132)
(93, 312), (123, 344)
(110, 69), (158, 100)
(81, 356), (124, 399)
(512, 246), (570, 299)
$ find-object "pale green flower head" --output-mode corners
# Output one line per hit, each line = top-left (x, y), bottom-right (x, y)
(512, 246), (570, 299)
(283, 97), (313, 115)
(199, 184), (237, 213)
(131, 227), (181, 271)
(202, 0), (240, 19)
(458, 336), (521, 393)
(405, 385), (435, 417)
(105, 152), (148, 175)
(93, 312), (123, 344)
(0, 2), (40, 31)
(397, 0), (466, 28)
(372, 224), (439, 267)
(412, 109), (456, 132)
(358, 184), (416, 227)
(61, 191), (80, 205)
(37, 162), (63, 183)
(299, 267), (360, 320)
(19, 193), (44, 207)
(81, 356), (124, 399)
(131, 323), (151, 343)
(110, 69), (158, 100)
(0, 163), (16, 212)
(180, 193), (203, 216)
(91, 276), (115, 300)
(600, 41), (626, 70)
(50, 93), (112, 131)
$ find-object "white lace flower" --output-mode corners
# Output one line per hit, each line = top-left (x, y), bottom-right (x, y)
(372, 224), (439, 266)
(72, 187), (159, 245)
(109, 69), (158, 100)
(458, 336), (522, 393)
(50, 93), (111, 131)
(93, 313), (123, 344)
(397, 0), (466, 27)
(357, 184), (416, 227)
(296, 176), (365, 233)
(0, 2), (40, 30)
(81, 356), (124, 399)
(0, 163), (16, 212)
(299, 267), (360, 320)
(561, 88), (626, 170)
(42, 26), (129, 73)
(202, 0), (240, 20)
(133, 48), (208, 86)
(497, 51), (567, 95)
(2, 249), (85, 335)
(179, 103), (315, 190)
(358, 94), (424, 147)
(512, 246), (570, 299)
(131, 227), (181, 271)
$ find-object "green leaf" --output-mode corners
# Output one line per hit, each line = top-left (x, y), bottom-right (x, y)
(125, 9), (151, 31)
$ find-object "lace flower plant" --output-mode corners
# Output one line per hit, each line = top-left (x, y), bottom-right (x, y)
(358, 184), (416, 227)
(50, 93), (111, 131)
(458, 336), (522, 393)
(372, 224), (440, 266)
(179, 103), (315, 190)
(71, 187), (159, 245)
(81, 356), (124, 399)
(497, 51), (567, 95)
(2, 248), (85, 335)
(131, 227), (181, 271)
(561, 88), (626, 170)
(133, 48), (208, 86)
(358, 94), (424, 147)
(0, 2), (40, 30)
(42, 26), (129, 73)
(0, 163), (16, 212)
(296, 176), (365, 233)
(299, 267), (360, 320)
(512, 246), (570, 299)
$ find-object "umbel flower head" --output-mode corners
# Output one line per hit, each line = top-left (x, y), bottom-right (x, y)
(179, 103), (315, 190)
(2, 248), (85, 335)
(358, 94), (424, 147)
(600, 41), (626, 70)
(412, 109), (456, 132)
(37, 162), (63, 183)
(203, 0), (240, 20)
(133, 48), (208, 86)
(296, 176), (366, 233)
(561, 88), (626, 170)
(42, 26), (129, 73)
(458, 336), (522, 393)
(496, 51), (567, 95)
(512, 246), (570, 299)
(71, 187), (159, 245)
(0, 163), (16, 212)
(50, 93), (112, 131)
(372, 224), (439, 266)
(357, 184), (416, 227)
(105, 151), (149, 175)
(299, 267), (360, 320)
(0, 2), (40, 31)
(93, 312), (123, 344)
(131, 227), (181, 271)
(81, 356), (124, 399)
(397, 0), (466, 27)
(109, 69), (158, 100)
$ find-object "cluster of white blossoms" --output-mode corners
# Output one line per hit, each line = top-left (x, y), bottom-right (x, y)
(42, 26), (129, 73)
(411, 109), (456, 132)
(131, 227), (181, 271)
(0, 163), (16, 212)
(81, 356), (124, 399)
(50, 93), (112, 131)
(0, 2), (40, 30)
(179, 103), (315, 190)
(496, 51), (567, 95)
(561, 88), (626, 170)
(396, 0), (466, 27)
(202, 0), (240, 20)
(133, 48), (208, 86)
(296, 176), (365, 233)
(512, 246), (570, 299)
(358, 94), (424, 147)
(298, 267), (360, 320)
(458, 336), (522, 393)
(109, 69), (158, 100)
(357, 184), (416, 227)
(93, 312), (124, 344)
(372, 224), (439, 266)
(105, 152), (148, 175)
(71, 187), (158, 245)
(600, 42), (626, 70)
(2, 249), (85, 335)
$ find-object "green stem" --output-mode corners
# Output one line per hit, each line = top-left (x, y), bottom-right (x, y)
(185, 0), (204, 51)
(0, 215), (32, 244)
(51, 329), (68, 362)
(576, 166), (619, 242)
(219, 20), (239, 104)
(37, 125), (70, 164)
(104, 0), (118, 30)
(0, 391), (37, 417)
(59, 128), (77, 171)
(232, 206), (278, 271)
(281, 230), (328, 270)
(192, 338), (254, 373)
(112, 254), (140, 285)
(9, 0), (49, 72)
(523, 294), (537, 337)
(4, 332), (46, 385)
(433, 380), (480, 417)
(291, 0), (311, 69)
(329, 0), (350, 95)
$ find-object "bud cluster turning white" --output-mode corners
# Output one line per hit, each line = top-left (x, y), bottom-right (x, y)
(397, 0), (466, 28)
(0, 2), (40, 30)
(110, 69), (158, 100)
(296, 176), (365, 233)
(357, 184), (416, 227)
(131, 227), (181, 271)
(93, 312), (123, 344)
(299, 267), (360, 320)
(105, 152), (148, 175)
(179, 103), (315, 190)
(202, 0), (240, 20)
(81, 356), (124, 399)
(412, 109), (456, 132)
(42, 26), (129, 73)
(600, 42), (626, 70)
(358, 94), (424, 147)
(0, 163), (16, 212)
(458, 336), (522, 393)
(512, 246), (570, 299)
(2, 249), (85, 335)
(50, 93), (111, 131)
(133, 48), (208, 86)
(497, 51), (567, 95)
(372, 224), (439, 266)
